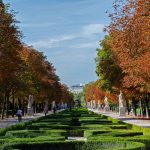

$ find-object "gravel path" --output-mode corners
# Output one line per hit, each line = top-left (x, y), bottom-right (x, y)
(0, 110), (64, 128)
(91, 109), (150, 128)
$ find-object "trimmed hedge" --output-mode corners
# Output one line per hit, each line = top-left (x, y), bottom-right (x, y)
(5, 130), (67, 138)
(67, 129), (84, 137)
(3, 140), (145, 150)
(0, 120), (35, 136)
(84, 130), (111, 138)
(102, 114), (150, 135)
(0, 108), (149, 150)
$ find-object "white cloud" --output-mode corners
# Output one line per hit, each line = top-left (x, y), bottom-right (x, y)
(82, 24), (104, 35)
(29, 35), (76, 48)
(70, 41), (99, 49)
(29, 23), (104, 49)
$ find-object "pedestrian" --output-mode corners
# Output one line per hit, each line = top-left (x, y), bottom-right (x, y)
(16, 109), (22, 122)
(44, 106), (48, 116)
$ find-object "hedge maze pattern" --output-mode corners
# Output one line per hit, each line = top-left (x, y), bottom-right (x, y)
(0, 109), (149, 150)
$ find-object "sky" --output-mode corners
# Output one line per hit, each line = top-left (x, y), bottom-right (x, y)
(4, 0), (114, 86)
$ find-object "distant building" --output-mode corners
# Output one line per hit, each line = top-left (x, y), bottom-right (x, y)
(70, 83), (84, 93)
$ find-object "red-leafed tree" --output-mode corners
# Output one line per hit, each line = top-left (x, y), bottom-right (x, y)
(107, 0), (150, 92)
(0, 1), (23, 118)
(107, 0), (150, 117)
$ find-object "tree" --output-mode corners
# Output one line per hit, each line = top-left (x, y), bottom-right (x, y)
(107, 0), (150, 93)
(19, 46), (61, 107)
(0, 1), (72, 118)
(85, 81), (107, 107)
(107, 0), (150, 117)
(95, 35), (124, 92)
(60, 84), (74, 108)
(0, 1), (22, 119)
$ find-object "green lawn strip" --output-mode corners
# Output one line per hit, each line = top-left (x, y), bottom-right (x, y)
(102, 114), (150, 135)
(126, 124), (150, 135)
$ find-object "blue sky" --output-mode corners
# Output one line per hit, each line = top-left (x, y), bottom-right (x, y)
(4, 0), (114, 86)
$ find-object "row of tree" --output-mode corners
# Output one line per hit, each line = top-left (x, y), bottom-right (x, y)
(85, 0), (150, 117)
(0, 1), (73, 119)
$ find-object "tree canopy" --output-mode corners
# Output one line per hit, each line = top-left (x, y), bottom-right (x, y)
(0, 1), (73, 118)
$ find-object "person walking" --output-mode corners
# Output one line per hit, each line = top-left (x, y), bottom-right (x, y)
(16, 109), (22, 122)
(44, 106), (48, 116)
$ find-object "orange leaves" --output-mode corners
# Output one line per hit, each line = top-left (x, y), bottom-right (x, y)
(0, 2), (22, 91)
(105, 92), (118, 104)
(85, 82), (106, 103)
(19, 46), (72, 104)
(60, 84), (73, 103)
(85, 81), (119, 105)
(107, 0), (150, 94)
(0, 1), (73, 110)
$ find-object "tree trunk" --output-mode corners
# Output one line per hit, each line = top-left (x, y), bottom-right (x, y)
(1, 94), (6, 120)
(18, 97), (21, 109)
(145, 96), (149, 118)
(34, 103), (36, 114)
(139, 100), (143, 117)
(126, 99), (130, 115)
(12, 93), (15, 117)
(6, 94), (9, 118)
(132, 97), (136, 116)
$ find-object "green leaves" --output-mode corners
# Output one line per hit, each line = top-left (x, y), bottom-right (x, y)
(95, 35), (123, 92)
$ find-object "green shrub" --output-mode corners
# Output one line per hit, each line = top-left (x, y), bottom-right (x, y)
(81, 124), (111, 130)
(80, 120), (112, 124)
(0, 108), (149, 150)
(27, 124), (72, 130)
(107, 117), (125, 124)
(87, 130), (143, 140)
(127, 135), (150, 149)
(3, 140), (145, 150)
(84, 130), (111, 138)
(103, 114), (150, 135)
(109, 125), (128, 129)
(70, 118), (81, 126)
(67, 129), (84, 137)
(5, 130), (67, 138)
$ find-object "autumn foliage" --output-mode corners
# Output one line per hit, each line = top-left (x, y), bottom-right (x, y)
(85, 81), (117, 106)
(85, 0), (150, 117)
(0, 1), (73, 119)
(107, 0), (150, 93)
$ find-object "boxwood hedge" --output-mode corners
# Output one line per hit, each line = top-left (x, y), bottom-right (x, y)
(0, 108), (149, 150)
(3, 140), (145, 150)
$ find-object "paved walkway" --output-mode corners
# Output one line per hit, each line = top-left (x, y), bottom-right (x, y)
(91, 109), (150, 128)
(0, 110), (63, 128)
